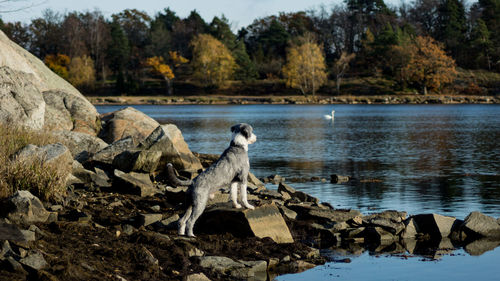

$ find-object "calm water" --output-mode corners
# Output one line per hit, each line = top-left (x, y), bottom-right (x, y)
(97, 104), (500, 280)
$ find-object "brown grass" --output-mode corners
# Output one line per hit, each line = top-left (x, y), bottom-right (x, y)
(0, 123), (69, 201)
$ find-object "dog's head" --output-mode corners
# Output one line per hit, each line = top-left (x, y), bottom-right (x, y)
(230, 123), (257, 150)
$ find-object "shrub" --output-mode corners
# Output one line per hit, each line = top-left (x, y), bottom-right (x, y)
(0, 124), (69, 201)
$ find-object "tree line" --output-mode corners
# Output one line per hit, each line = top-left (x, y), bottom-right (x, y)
(0, 0), (499, 96)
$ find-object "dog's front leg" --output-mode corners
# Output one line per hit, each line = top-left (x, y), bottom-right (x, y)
(230, 182), (242, 208)
(240, 182), (255, 210)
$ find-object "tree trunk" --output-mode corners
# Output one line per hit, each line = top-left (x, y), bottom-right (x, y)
(165, 78), (173, 96)
(336, 75), (341, 93)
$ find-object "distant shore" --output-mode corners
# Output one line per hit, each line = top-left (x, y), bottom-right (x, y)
(87, 94), (500, 106)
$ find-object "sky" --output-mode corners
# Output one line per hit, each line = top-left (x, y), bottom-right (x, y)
(0, 0), (403, 30)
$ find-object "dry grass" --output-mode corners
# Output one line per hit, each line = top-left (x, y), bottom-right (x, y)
(0, 123), (69, 201)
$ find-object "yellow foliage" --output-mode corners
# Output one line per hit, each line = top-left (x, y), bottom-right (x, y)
(190, 34), (237, 87)
(68, 55), (96, 88)
(282, 40), (327, 95)
(145, 56), (175, 80)
(396, 36), (457, 93)
(44, 54), (70, 79)
(169, 51), (189, 67)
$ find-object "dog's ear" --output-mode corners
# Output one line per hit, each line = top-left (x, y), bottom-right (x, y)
(230, 124), (240, 133)
(241, 124), (252, 139)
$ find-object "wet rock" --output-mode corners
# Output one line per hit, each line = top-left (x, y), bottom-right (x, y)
(360, 227), (396, 242)
(113, 150), (162, 173)
(138, 124), (202, 172)
(464, 238), (500, 256)
(364, 217), (405, 235)
(137, 213), (163, 227)
(88, 137), (136, 167)
(51, 130), (107, 162)
(401, 218), (419, 239)
(186, 273), (211, 281)
(278, 183), (319, 203)
(19, 251), (47, 270)
(412, 214), (458, 238)
(364, 210), (407, 222)
(198, 256), (267, 280)
(264, 175), (285, 184)
(1, 191), (51, 225)
(197, 203), (294, 243)
(287, 203), (361, 223)
(461, 211), (500, 238)
(113, 170), (158, 197)
(330, 175), (350, 184)
(99, 106), (160, 144)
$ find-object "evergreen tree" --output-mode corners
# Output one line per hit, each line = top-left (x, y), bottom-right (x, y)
(107, 19), (130, 92)
(436, 0), (467, 65)
(469, 19), (493, 69)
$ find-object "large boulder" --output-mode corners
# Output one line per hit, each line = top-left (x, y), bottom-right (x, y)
(14, 143), (73, 169)
(411, 214), (458, 238)
(99, 107), (160, 143)
(0, 30), (99, 135)
(0, 67), (45, 130)
(139, 124), (202, 172)
(461, 211), (500, 238)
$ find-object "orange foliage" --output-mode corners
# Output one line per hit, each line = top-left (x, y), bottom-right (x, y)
(396, 36), (457, 93)
(145, 56), (175, 81)
(44, 54), (70, 79)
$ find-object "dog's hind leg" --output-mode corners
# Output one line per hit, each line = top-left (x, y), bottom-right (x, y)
(240, 182), (255, 210)
(185, 197), (208, 237)
(178, 205), (192, 236)
(230, 182), (242, 208)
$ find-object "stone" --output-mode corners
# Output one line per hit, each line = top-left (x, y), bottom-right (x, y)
(0, 223), (26, 241)
(287, 203), (361, 223)
(99, 107), (160, 143)
(139, 124), (202, 172)
(360, 227), (396, 242)
(462, 211), (500, 238)
(139, 246), (158, 266)
(19, 230), (36, 241)
(279, 206), (298, 220)
(113, 170), (158, 197)
(364, 210), (407, 222)
(1, 190), (51, 225)
(19, 251), (48, 270)
(365, 217), (405, 235)
(464, 238), (500, 256)
(89, 137), (136, 166)
(266, 175), (285, 184)
(186, 273), (211, 281)
(248, 172), (266, 191)
(4, 256), (27, 274)
(113, 150), (162, 173)
(122, 224), (135, 235)
(331, 175), (350, 184)
(412, 214), (457, 238)
(91, 168), (112, 188)
(51, 130), (107, 162)
(198, 256), (266, 280)
(293, 190), (320, 204)
(138, 213), (163, 227)
(401, 218), (419, 239)
(278, 182), (296, 195)
(43, 90), (99, 135)
(13, 143), (73, 169)
(197, 203), (294, 243)
(0, 66), (45, 130)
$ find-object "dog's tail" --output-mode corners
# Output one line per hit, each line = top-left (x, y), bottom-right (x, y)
(166, 163), (193, 186)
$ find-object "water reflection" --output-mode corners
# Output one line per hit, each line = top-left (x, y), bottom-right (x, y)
(96, 104), (500, 218)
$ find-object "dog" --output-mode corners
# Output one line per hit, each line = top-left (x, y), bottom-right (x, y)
(167, 123), (257, 237)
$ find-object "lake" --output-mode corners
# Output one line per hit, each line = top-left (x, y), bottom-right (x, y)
(96, 104), (500, 280)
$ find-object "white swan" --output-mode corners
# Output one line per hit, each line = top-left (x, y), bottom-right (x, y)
(324, 109), (335, 120)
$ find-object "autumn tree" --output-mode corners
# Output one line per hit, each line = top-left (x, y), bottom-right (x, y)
(68, 55), (95, 90)
(282, 35), (328, 96)
(190, 34), (236, 88)
(396, 36), (457, 94)
(333, 52), (355, 93)
(145, 56), (175, 95)
(44, 53), (70, 79)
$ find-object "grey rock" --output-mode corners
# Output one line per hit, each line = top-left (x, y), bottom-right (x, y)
(19, 251), (48, 270)
(279, 206), (298, 220)
(464, 238), (500, 256)
(51, 130), (107, 162)
(139, 124), (202, 172)
(113, 150), (162, 173)
(0, 66), (45, 130)
(139, 246), (158, 266)
(1, 240), (13, 258)
(113, 170), (158, 197)
(122, 224), (135, 235)
(2, 190), (50, 225)
(412, 213), (458, 238)
(138, 213), (163, 227)
(462, 211), (500, 238)
(186, 273), (211, 281)
(401, 218), (419, 239)
(4, 256), (27, 273)
(197, 203), (294, 243)
(198, 256), (266, 280)
(91, 168), (112, 188)
(19, 230), (36, 241)
(365, 217), (405, 235)
(360, 226), (396, 242)
(287, 203), (361, 223)
(99, 107), (160, 144)
(364, 210), (407, 222)
(89, 137), (136, 166)
(0, 223), (25, 241)
(13, 143), (73, 168)
(278, 182), (296, 195)
(330, 174), (350, 184)
(160, 214), (180, 229)
(0, 29), (99, 134)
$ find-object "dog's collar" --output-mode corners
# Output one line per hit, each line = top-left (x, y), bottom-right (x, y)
(230, 140), (248, 151)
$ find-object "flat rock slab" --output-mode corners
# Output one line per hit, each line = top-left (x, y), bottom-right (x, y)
(113, 170), (158, 197)
(197, 203), (294, 244)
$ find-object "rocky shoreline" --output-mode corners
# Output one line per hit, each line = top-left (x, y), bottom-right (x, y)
(1, 107), (500, 281)
(87, 94), (500, 106)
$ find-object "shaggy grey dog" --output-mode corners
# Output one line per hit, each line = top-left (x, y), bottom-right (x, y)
(168, 123), (257, 237)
